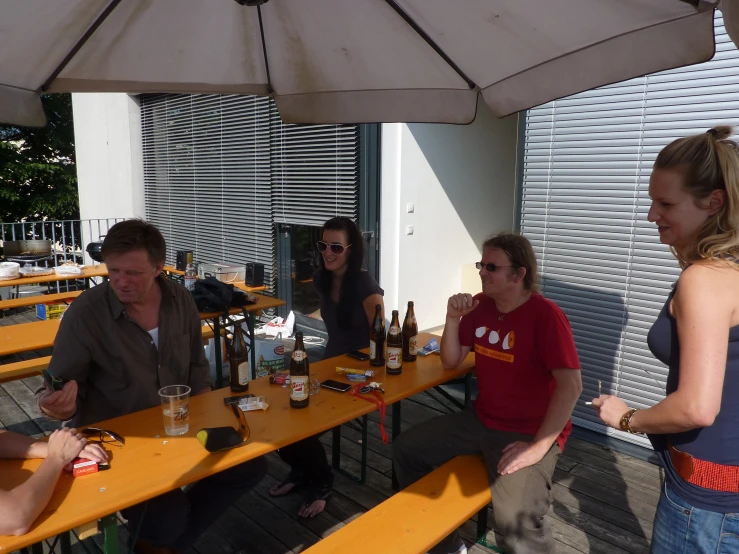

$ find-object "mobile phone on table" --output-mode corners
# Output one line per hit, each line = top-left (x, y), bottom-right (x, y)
(223, 394), (255, 406)
(320, 379), (353, 393)
(346, 350), (370, 362)
(43, 369), (68, 391)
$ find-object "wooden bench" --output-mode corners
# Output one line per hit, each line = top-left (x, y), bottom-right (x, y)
(0, 326), (218, 384)
(0, 290), (83, 312)
(303, 455), (492, 554)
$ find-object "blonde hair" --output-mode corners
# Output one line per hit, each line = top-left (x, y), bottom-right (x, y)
(654, 125), (739, 267)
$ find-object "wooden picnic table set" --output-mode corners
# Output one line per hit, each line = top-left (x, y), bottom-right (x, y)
(0, 332), (475, 554)
(0, 265), (483, 554)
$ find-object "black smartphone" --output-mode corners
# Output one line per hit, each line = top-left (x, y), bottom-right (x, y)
(223, 394), (255, 406)
(320, 379), (353, 392)
(43, 369), (68, 391)
(346, 350), (370, 362)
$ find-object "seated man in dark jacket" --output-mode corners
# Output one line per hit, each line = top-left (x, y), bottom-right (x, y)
(37, 219), (266, 554)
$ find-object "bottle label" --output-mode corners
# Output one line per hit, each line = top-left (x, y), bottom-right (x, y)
(370, 340), (376, 359)
(292, 350), (305, 362)
(389, 326), (400, 336)
(409, 335), (418, 355)
(387, 347), (402, 369)
(238, 361), (250, 385)
(184, 277), (196, 291)
(290, 375), (309, 401)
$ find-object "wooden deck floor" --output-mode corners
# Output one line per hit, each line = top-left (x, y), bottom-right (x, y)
(0, 307), (662, 554)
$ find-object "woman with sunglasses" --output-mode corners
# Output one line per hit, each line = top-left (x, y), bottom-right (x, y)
(0, 427), (107, 535)
(270, 216), (384, 518)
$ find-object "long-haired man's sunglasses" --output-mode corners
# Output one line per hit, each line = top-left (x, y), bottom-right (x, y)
(475, 262), (513, 272)
(316, 241), (351, 255)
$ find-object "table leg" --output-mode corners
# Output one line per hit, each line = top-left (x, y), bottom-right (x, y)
(100, 514), (119, 554)
(247, 311), (257, 381)
(213, 317), (223, 389)
(331, 426), (341, 471)
(391, 402), (402, 491)
(360, 414), (368, 484)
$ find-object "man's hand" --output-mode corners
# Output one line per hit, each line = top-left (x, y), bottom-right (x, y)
(591, 394), (630, 429)
(46, 428), (87, 467)
(497, 441), (550, 476)
(446, 294), (480, 319)
(75, 443), (108, 465)
(38, 381), (78, 421)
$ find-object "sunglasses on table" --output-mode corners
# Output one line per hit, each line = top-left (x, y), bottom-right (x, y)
(316, 241), (352, 255)
(80, 427), (126, 447)
(475, 262), (514, 272)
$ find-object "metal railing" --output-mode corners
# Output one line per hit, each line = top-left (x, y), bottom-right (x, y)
(0, 218), (123, 266)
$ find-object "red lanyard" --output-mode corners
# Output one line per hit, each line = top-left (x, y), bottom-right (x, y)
(350, 384), (388, 444)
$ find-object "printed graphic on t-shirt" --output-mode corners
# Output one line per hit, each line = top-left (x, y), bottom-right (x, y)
(473, 326), (515, 362)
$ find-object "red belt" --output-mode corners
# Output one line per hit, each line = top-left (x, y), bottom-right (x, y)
(350, 384), (388, 444)
(669, 445), (739, 493)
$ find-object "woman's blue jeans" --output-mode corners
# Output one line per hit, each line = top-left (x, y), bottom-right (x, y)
(651, 482), (739, 554)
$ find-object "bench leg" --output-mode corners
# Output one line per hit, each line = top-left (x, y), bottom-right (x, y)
(331, 416), (369, 484)
(60, 531), (72, 554)
(100, 514), (120, 554)
(476, 505), (506, 553)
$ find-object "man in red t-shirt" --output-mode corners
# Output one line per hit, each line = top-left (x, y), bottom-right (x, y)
(393, 233), (582, 554)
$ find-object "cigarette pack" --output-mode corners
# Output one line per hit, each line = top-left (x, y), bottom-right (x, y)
(72, 458), (98, 477)
(269, 372), (290, 385)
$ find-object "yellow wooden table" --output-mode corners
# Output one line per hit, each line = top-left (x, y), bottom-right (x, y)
(162, 266), (269, 294)
(0, 264), (108, 288)
(0, 336), (474, 553)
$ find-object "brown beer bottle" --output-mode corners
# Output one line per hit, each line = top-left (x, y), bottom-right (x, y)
(402, 301), (418, 362)
(228, 326), (250, 392)
(369, 304), (386, 366)
(386, 310), (403, 375)
(290, 331), (310, 408)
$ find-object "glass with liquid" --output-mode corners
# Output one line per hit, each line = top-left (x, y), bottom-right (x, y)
(158, 385), (191, 436)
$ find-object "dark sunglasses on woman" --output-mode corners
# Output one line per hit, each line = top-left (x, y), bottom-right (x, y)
(316, 241), (351, 255)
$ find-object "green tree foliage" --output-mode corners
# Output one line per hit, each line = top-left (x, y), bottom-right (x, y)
(0, 94), (79, 223)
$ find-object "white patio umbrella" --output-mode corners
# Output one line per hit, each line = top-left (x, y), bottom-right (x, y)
(0, 0), (736, 127)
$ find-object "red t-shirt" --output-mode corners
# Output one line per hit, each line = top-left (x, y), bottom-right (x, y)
(459, 292), (580, 452)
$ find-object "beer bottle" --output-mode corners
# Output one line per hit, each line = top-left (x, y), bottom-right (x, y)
(184, 252), (197, 291)
(386, 310), (403, 375)
(402, 301), (418, 362)
(228, 325), (249, 393)
(369, 304), (386, 367)
(290, 331), (310, 408)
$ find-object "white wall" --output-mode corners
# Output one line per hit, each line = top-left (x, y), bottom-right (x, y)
(72, 93), (145, 222)
(380, 103), (519, 331)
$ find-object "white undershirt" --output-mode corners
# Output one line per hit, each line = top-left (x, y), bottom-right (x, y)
(148, 327), (160, 349)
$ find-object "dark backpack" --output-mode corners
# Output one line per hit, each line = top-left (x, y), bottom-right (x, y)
(191, 277), (253, 316)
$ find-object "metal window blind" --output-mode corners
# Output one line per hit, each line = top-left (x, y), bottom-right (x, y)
(141, 94), (360, 291)
(270, 102), (360, 226)
(520, 13), (739, 447)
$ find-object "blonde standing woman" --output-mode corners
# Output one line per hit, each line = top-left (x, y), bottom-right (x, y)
(594, 126), (739, 553)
